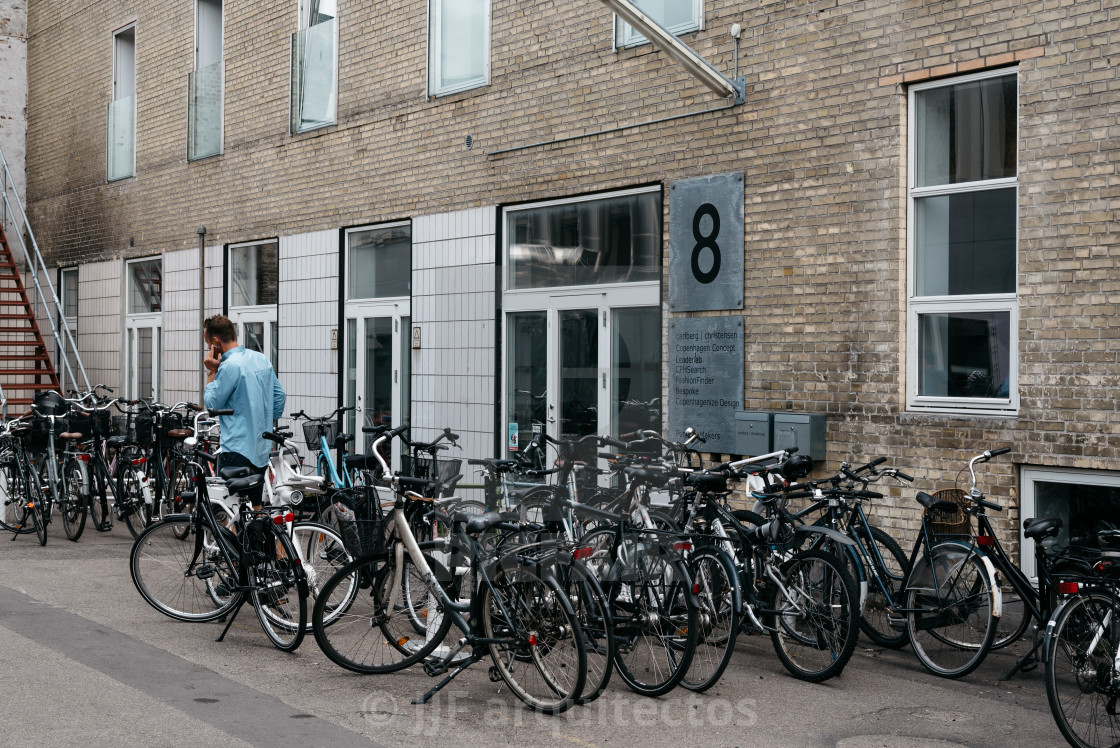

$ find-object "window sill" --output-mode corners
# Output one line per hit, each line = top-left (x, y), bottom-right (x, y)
(616, 26), (700, 52)
(901, 407), (1019, 423)
(429, 80), (489, 99)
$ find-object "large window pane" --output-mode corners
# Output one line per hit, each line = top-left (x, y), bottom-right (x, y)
(1035, 480), (1120, 550)
(430, 0), (487, 94)
(61, 268), (79, 319)
(612, 307), (661, 438)
(291, 15), (337, 132)
(918, 311), (1010, 399)
(230, 241), (278, 307)
(914, 188), (1015, 296)
(188, 61), (223, 160)
(107, 97), (135, 181)
(507, 192), (661, 290)
(915, 75), (1017, 187)
(506, 312), (547, 457)
(348, 225), (410, 299)
(617, 0), (700, 46)
(128, 259), (162, 314)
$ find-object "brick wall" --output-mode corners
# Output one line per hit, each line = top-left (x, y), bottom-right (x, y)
(21, 0), (1120, 549)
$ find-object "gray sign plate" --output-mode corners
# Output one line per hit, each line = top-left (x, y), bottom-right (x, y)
(668, 172), (744, 312)
(667, 316), (743, 453)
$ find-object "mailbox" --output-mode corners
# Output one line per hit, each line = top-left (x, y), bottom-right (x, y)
(772, 413), (826, 461)
(733, 411), (771, 456)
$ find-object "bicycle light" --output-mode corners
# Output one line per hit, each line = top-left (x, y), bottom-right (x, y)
(572, 546), (593, 560)
(976, 535), (995, 547)
(1058, 581), (1079, 594)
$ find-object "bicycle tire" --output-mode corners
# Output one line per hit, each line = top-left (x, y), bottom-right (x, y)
(28, 464), (47, 546)
(292, 521), (355, 629)
(60, 460), (87, 542)
(1045, 591), (1120, 748)
(87, 460), (112, 532)
(312, 551), (454, 674)
(131, 517), (242, 622)
(0, 461), (33, 534)
(581, 528), (698, 697)
(682, 545), (740, 692)
(556, 558), (615, 705)
(769, 548), (860, 682)
(118, 456), (152, 540)
(906, 543), (997, 678)
(482, 559), (587, 714)
(251, 522), (309, 651)
(857, 524), (909, 648)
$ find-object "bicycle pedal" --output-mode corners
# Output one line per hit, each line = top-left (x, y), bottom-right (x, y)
(423, 660), (448, 677)
(488, 665), (502, 683)
(887, 614), (906, 631)
(1019, 659), (1038, 673)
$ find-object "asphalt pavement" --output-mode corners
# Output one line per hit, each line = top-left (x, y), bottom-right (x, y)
(0, 524), (1065, 747)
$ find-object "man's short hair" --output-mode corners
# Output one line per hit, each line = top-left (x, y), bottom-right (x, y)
(204, 314), (237, 344)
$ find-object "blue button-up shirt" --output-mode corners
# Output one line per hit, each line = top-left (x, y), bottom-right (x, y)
(204, 346), (286, 468)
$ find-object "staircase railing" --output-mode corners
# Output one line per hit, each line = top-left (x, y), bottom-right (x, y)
(0, 144), (90, 395)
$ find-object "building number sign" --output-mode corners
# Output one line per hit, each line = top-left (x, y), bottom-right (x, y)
(669, 172), (744, 312)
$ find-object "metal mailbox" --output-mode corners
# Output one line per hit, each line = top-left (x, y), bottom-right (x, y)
(772, 413), (827, 461)
(733, 411), (771, 456)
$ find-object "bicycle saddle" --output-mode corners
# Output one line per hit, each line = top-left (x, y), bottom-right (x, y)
(623, 467), (669, 488)
(684, 473), (726, 493)
(226, 474), (264, 495)
(1023, 516), (1062, 540)
(219, 466), (252, 480)
(464, 511), (505, 536)
(1098, 529), (1120, 555)
(915, 492), (961, 514)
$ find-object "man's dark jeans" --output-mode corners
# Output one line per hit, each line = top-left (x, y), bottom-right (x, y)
(217, 450), (267, 506)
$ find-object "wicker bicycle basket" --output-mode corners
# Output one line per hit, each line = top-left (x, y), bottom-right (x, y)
(925, 488), (972, 539)
(302, 419), (340, 451)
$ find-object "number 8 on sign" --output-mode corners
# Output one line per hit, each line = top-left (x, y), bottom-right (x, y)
(691, 203), (721, 284)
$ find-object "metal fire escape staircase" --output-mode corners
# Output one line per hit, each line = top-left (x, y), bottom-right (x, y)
(0, 145), (89, 417)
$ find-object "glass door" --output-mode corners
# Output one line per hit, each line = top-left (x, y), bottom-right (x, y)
(344, 300), (410, 468)
(125, 315), (161, 401)
(230, 311), (278, 372)
(503, 289), (659, 462)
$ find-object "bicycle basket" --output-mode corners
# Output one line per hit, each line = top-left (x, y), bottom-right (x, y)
(334, 485), (387, 557)
(19, 418), (53, 451)
(400, 455), (462, 493)
(925, 488), (972, 539)
(302, 419), (340, 451)
(158, 412), (185, 440)
(83, 410), (112, 438)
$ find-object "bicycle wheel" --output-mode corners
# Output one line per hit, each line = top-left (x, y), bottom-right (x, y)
(906, 543), (997, 678)
(482, 559), (587, 714)
(858, 524), (909, 648)
(60, 460), (88, 542)
(0, 461), (33, 534)
(166, 460), (194, 539)
(584, 528), (698, 697)
(87, 462), (112, 532)
(118, 458), (152, 540)
(28, 464), (47, 546)
(130, 517), (242, 622)
(313, 551), (454, 673)
(557, 558), (614, 704)
(251, 523), (309, 651)
(1046, 592), (1120, 748)
(769, 548), (859, 682)
(682, 545), (739, 692)
(292, 521), (355, 629)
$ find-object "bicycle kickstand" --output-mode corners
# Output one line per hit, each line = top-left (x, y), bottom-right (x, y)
(215, 595), (249, 643)
(1000, 634), (1042, 681)
(412, 639), (479, 705)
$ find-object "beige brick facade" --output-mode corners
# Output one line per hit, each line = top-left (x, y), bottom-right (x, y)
(21, 0), (1120, 547)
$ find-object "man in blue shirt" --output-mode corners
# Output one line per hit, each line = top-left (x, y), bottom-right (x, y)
(203, 314), (286, 507)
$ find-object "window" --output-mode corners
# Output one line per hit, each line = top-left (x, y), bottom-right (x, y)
(907, 70), (1018, 413)
(615, 0), (702, 48)
(1020, 467), (1120, 578)
(428, 0), (489, 96)
(58, 268), (80, 391)
(228, 240), (279, 370)
(505, 189), (661, 290)
(188, 0), (223, 160)
(128, 258), (161, 314)
(347, 224), (410, 299)
(107, 26), (136, 181)
(291, 0), (337, 133)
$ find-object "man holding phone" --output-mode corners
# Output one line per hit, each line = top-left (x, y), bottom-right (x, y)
(203, 314), (286, 508)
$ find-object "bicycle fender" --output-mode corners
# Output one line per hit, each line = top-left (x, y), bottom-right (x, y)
(161, 513), (192, 523)
(978, 551), (1003, 619)
(1040, 605), (1065, 664)
(794, 523), (856, 547)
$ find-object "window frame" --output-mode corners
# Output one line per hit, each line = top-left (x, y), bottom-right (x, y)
(227, 239), (280, 372)
(344, 221), (412, 302)
(290, 0), (338, 133)
(905, 68), (1020, 416)
(1020, 465), (1120, 579)
(427, 0), (491, 98)
(614, 0), (703, 49)
(188, 0), (224, 161)
(123, 256), (163, 401)
(107, 24), (137, 182)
